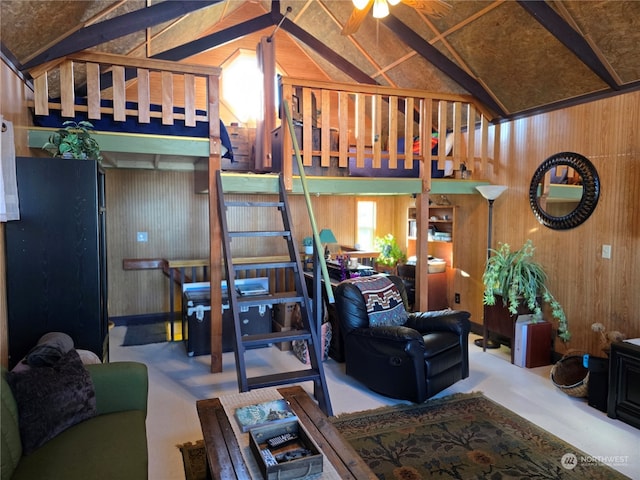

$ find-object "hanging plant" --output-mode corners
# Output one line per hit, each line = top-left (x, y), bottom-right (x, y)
(482, 239), (570, 341)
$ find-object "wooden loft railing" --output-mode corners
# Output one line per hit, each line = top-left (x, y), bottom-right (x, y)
(28, 51), (221, 129)
(273, 76), (497, 191)
(267, 76), (499, 314)
(29, 51), (227, 373)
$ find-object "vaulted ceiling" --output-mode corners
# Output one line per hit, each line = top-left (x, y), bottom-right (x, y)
(2, 0), (639, 122)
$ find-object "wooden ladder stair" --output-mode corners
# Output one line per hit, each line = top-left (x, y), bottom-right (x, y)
(215, 170), (332, 416)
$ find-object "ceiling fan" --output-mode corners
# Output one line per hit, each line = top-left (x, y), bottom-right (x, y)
(341, 0), (451, 36)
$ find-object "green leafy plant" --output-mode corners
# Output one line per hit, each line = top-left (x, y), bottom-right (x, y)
(42, 120), (103, 161)
(374, 234), (406, 267)
(482, 239), (570, 341)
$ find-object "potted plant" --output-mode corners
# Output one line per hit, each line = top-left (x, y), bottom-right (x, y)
(374, 234), (407, 274)
(302, 236), (314, 254)
(482, 239), (570, 341)
(42, 120), (103, 161)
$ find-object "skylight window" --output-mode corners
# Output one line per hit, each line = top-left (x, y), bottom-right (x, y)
(222, 51), (263, 124)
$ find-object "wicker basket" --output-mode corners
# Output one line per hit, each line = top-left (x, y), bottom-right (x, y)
(550, 351), (589, 398)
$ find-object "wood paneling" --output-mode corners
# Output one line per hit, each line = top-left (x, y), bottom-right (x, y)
(105, 178), (410, 318)
(466, 91), (640, 356)
(106, 169), (209, 317)
(105, 83), (640, 359)
(1, 59), (35, 368)
(3, 60), (639, 363)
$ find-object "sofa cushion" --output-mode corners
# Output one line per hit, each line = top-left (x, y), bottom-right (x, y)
(1, 368), (22, 479)
(6, 349), (96, 454)
(346, 275), (407, 327)
(10, 410), (148, 480)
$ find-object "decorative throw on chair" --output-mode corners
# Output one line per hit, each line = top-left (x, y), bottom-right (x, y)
(348, 276), (408, 327)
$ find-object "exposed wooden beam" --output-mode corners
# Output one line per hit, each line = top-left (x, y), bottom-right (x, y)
(21, 1), (223, 71)
(381, 14), (505, 118)
(21, 0), (128, 66)
(152, 14), (274, 61)
(81, 15), (272, 93)
(517, 0), (619, 90)
(281, 18), (377, 85)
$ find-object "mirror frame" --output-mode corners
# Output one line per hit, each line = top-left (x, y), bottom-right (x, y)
(529, 152), (600, 230)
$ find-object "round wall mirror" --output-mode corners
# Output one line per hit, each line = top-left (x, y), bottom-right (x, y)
(529, 152), (600, 230)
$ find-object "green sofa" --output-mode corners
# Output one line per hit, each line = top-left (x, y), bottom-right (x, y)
(1, 361), (148, 480)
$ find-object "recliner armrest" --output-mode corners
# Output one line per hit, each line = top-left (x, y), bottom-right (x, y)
(86, 362), (148, 418)
(406, 310), (471, 336)
(347, 326), (426, 358)
(351, 325), (424, 343)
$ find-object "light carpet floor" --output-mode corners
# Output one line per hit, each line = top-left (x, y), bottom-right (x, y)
(109, 327), (639, 479)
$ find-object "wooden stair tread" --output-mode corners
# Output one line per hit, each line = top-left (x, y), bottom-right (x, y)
(246, 370), (321, 390)
(236, 291), (304, 308)
(240, 329), (312, 348)
(228, 230), (290, 238)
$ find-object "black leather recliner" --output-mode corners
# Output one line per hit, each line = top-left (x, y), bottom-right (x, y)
(334, 275), (471, 403)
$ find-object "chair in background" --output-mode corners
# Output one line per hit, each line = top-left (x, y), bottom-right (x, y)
(334, 275), (470, 403)
(396, 263), (416, 311)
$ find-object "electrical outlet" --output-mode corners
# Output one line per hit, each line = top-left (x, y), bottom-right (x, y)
(602, 244), (611, 259)
(454, 293), (460, 304)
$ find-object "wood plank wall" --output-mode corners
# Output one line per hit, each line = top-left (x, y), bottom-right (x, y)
(105, 169), (210, 317)
(105, 175), (407, 318)
(104, 91), (640, 358)
(471, 91), (640, 356)
(1, 59), (34, 368)
(2, 58), (638, 364)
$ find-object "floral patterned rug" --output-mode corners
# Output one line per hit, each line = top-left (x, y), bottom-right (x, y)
(331, 392), (629, 480)
(179, 392), (629, 480)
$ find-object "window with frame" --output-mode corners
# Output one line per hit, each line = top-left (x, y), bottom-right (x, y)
(356, 201), (376, 250)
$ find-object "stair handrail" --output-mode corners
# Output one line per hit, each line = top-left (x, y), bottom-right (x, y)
(282, 100), (334, 304)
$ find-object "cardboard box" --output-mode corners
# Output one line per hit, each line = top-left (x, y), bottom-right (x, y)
(249, 420), (323, 480)
(272, 320), (292, 351)
(274, 302), (298, 328)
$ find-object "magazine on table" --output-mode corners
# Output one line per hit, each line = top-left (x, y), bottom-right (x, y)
(234, 399), (297, 433)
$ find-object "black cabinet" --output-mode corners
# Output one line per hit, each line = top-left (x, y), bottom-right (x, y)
(608, 341), (640, 429)
(5, 157), (108, 368)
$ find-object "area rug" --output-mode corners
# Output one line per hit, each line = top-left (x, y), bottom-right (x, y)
(331, 392), (629, 480)
(122, 321), (168, 346)
(179, 392), (629, 480)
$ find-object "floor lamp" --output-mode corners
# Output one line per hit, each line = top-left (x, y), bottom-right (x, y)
(474, 185), (508, 349)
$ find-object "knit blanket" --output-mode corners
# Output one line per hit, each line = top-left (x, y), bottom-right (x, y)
(347, 275), (407, 327)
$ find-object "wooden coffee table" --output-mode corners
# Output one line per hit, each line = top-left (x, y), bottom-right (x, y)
(196, 385), (376, 479)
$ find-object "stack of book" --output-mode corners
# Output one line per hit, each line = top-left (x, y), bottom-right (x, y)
(513, 315), (552, 368)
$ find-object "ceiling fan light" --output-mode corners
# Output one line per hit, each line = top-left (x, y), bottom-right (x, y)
(352, 0), (370, 10)
(388, 0), (401, 5)
(373, 0), (390, 18)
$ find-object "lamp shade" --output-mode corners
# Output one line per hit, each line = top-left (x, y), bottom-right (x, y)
(319, 229), (337, 244)
(476, 185), (507, 201)
(372, 0), (390, 18)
